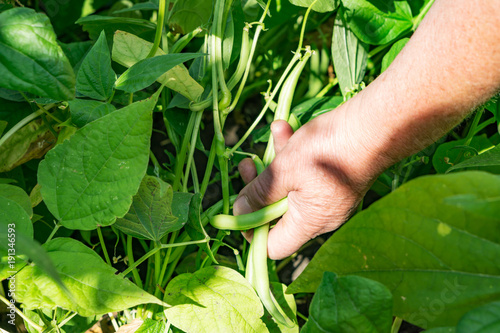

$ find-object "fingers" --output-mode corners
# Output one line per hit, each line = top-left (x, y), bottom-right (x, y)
(233, 120), (295, 216)
(271, 120), (294, 154)
(238, 158), (257, 185)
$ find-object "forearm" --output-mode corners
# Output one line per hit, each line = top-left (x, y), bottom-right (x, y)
(329, 0), (500, 182)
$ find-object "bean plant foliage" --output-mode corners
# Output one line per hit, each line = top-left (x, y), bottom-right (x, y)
(0, 0), (499, 332)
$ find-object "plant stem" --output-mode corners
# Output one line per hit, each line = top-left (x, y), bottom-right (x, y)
(391, 317), (403, 333)
(0, 107), (46, 148)
(413, 0), (435, 30)
(156, 230), (177, 296)
(147, 0), (166, 58)
(225, 53), (301, 157)
(120, 239), (209, 277)
(182, 111), (203, 192)
(172, 112), (197, 191)
(46, 221), (60, 242)
(127, 235), (143, 288)
(97, 227), (112, 266)
(0, 294), (44, 332)
(200, 139), (217, 195)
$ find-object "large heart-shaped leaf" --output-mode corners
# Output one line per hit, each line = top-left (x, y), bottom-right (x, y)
(301, 272), (393, 333)
(332, 8), (368, 97)
(112, 31), (204, 100)
(15, 238), (164, 316)
(0, 8), (75, 101)
(76, 30), (116, 101)
(114, 175), (181, 241)
(288, 172), (500, 329)
(164, 266), (268, 332)
(0, 184), (32, 217)
(342, 0), (413, 45)
(38, 91), (160, 230)
(456, 300), (500, 333)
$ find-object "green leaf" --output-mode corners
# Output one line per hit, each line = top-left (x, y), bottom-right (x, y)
(432, 136), (494, 173)
(112, 31), (204, 101)
(169, 0), (212, 34)
(15, 238), (164, 316)
(115, 53), (203, 93)
(0, 8), (75, 101)
(76, 15), (156, 42)
(0, 120), (6, 137)
(76, 30), (116, 100)
(456, 300), (500, 333)
(114, 175), (181, 241)
(112, 2), (159, 15)
(0, 184), (32, 217)
(0, 197), (63, 290)
(59, 41), (93, 74)
(332, 9), (368, 97)
(171, 192), (194, 226)
(288, 0), (340, 13)
(301, 272), (393, 333)
(288, 172), (500, 329)
(381, 37), (409, 72)
(38, 91), (160, 230)
(68, 99), (116, 127)
(342, 0), (413, 45)
(164, 266), (267, 332)
(136, 318), (167, 333)
(185, 192), (218, 264)
(424, 328), (456, 333)
(447, 144), (500, 173)
(24, 309), (97, 333)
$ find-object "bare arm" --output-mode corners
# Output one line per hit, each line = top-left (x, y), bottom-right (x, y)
(234, 0), (500, 259)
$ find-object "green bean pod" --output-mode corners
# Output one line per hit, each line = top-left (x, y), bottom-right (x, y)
(209, 197), (288, 230)
(170, 27), (203, 54)
(189, 24), (251, 112)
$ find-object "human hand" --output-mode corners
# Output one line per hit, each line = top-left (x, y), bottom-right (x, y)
(233, 107), (384, 260)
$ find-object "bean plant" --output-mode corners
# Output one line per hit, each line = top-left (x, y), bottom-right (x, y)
(0, 0), (499, 332)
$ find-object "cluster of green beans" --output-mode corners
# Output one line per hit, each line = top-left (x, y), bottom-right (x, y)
(210, 47), (313, 327)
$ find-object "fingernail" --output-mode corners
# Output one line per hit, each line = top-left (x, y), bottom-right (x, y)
(233, 196), (252, 215)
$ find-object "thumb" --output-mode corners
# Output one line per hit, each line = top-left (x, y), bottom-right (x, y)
(233, 159), (289, 215)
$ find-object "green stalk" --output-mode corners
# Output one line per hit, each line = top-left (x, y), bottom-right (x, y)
(0, 295), (43, 332)
(391, 317), (403, 333)
(45, 222), (60, 242)
(97, 227), (112, 266)
(182, 111), (203, 192)
(126, 235), (143, 289)
(147, 0), (167, 58)
(200, 139), (217, 196)
(170, 27), (203, 54)
(214, 0), (231, 110)
(0, 108), (46, 149)
(156, 230), (178, 296)
(224, 53), (301, 157)
(120, 239), (209, 277)
(412, 0), (435, 30)
(172, 112), (197, 191)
